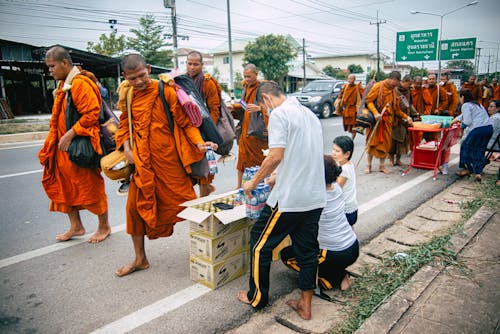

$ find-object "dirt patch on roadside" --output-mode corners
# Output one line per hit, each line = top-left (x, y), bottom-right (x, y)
(0, 120), (50, 134)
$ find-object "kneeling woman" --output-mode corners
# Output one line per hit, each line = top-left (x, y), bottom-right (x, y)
(281, 155), (359, 290)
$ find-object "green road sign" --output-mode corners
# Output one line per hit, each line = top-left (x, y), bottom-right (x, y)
(439, 38), (476, 60)
(396, 29), (438, 61)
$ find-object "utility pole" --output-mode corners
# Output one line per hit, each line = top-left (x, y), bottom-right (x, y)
(487, 53), (491, 76)
(226, 0), (234, 98)
(302, 38), (306, 87)
(476, 47), (482, 76)
(370, 11), (386, 80)
(164, 0), (188, 69)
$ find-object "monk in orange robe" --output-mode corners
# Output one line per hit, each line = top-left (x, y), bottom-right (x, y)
(492, 78), (500, 100)
(114, 54), (211, 277)
(336, 74), (364, 139)
(187, 50), (221, 197)
(364, 71), (412, 174)
(38, 46), (110, 243)
(461, 75), (482, 104)
(412, 76), (433, 115)
(427, 74), (448, 114)
(440, 73), (459, 116)
(230, 64), (269, 188)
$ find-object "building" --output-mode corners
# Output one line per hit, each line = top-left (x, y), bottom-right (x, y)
(311, 53), (390, 77)
(211, 36), (328, 93)
(0, 39), (168, 116)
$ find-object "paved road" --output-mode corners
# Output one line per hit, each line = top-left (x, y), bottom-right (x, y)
(0, 117), (460, 333)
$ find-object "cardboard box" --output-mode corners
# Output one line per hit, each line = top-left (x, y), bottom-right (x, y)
(190, 226), (249, 263)
(190, 251), (249, 289)
(178, 191), (248, 239)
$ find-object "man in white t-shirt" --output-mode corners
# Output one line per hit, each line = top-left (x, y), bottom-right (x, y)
(238, 81), (326, 320)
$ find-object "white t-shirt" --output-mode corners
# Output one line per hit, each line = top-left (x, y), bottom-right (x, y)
(266, 97), (326, 212)
(318, 183), (357, 251)
(339, 161), (358, 214)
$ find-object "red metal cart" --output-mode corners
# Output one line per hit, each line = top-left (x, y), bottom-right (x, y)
(402, 124), (460, 180)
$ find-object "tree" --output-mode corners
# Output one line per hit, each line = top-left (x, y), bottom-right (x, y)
(127, 14), (172, 67)
(87, 32), (127, 57)
(347, 64), (363, 73)
(322, 66), (348, 79)
(446, 60), (474, 80)
(409, 66), (428, 78)
(243, 34), (297, 83)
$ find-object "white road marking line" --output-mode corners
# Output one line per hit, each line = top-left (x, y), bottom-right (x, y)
(90, 284), (212, 334)
(0, 224), (126, 269)
(0, 142), (43, 150)
(359, 157), (459, 214)
(0, 169), (43, 179)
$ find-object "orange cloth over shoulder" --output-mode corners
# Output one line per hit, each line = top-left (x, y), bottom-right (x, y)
(38, 71), (107, 214)
(234, 81), (269, 172)
(427, 85), (448, 113)
(443, 82), (459, 116)
(338, 83), (364, 126)
(412, 87), (433, 115)
(115, 80), (203, 239)
(365, 80), (407, 158)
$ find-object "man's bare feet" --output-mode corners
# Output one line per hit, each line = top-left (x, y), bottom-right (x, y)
(237, 290), (251, 305)
(379, 167), (390, 174)
(56, 228), (85, 241)
(340, 274), (351, 291)
(364, 165), (371, 174)
(208, 184), (216, 195)
(286, 299), (311, 320)
(115, 261), (150, 277)
(389, 158), (395, 166)
(88, 226), (111, 243)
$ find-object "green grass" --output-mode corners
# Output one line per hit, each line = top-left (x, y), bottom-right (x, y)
(331, 173), (499, 334)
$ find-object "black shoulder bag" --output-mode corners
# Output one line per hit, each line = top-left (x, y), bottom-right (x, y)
(65, 91), (102, 168)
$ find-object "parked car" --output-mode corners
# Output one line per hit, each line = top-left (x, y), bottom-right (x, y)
(292, 79), (346, 118)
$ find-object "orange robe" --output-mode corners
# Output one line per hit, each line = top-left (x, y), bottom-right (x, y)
(493, 84), (500, 100)
(365, 80), (407, 158)
(443, 82), (459, 116)
(338, 83), (364, 128)
(462, 82), (482, 103)
(198, 74), (221, 186)
(411, 87), (433, 115)
(234, 81), (269, 172)
(115, 80), (204, 239)
(427, 85), (448, 114)
(38, 74), (107, 215)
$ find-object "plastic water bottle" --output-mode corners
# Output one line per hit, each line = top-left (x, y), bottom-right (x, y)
(250, 190), (259, 219)
(264, 184), (271, 200)
(242, 168), (250, 184)
(206, 146), (218, 174)
(234, 188), (244, 206)
(257, 185), (267, 213)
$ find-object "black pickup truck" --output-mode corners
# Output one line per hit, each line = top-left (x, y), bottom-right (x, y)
(291, 79), (346, 118)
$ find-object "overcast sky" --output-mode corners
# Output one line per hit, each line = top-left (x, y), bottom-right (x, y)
(1, 0), (499, 73)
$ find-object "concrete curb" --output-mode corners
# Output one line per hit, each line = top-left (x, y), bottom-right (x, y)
(0, 131), (48, 144)
(354, 206), (496, 334)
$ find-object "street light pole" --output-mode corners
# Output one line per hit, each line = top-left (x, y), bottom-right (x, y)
(226, 0), (234, 99)
(411, 1), (478, 111)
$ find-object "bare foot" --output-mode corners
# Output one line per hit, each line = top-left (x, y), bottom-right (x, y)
(379, 167), (390, 175)
(286, 299), (311, 320)
(340, 274), (351, 291)
(237, 290), (251, 305)
(395, 160), (406, 167)
(389, 158), (395, 167)
(364, 166), (371, 174)
(56, 228), (85, 241)
(115, 261), (150, 277)
(88, 226), (111, 243)
(208, 184), (216, 195)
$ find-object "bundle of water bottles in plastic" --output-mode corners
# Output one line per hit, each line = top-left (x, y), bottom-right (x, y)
(234, 166), (271, 219)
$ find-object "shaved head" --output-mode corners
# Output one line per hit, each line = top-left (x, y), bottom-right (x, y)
(244, 63), (258, 73)
(121, 54), (147, 72)
(45, 46), (73, 65)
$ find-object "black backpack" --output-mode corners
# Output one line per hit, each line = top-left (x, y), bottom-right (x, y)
(173, 75), (223, 146)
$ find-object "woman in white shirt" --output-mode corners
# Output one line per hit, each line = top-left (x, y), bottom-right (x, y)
(281, 155), (359, 290)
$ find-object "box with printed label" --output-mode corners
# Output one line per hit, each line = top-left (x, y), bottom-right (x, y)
(190, 251), (249, 289)
(190, 226), (249, 263)
(178, 191), (248, 239)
